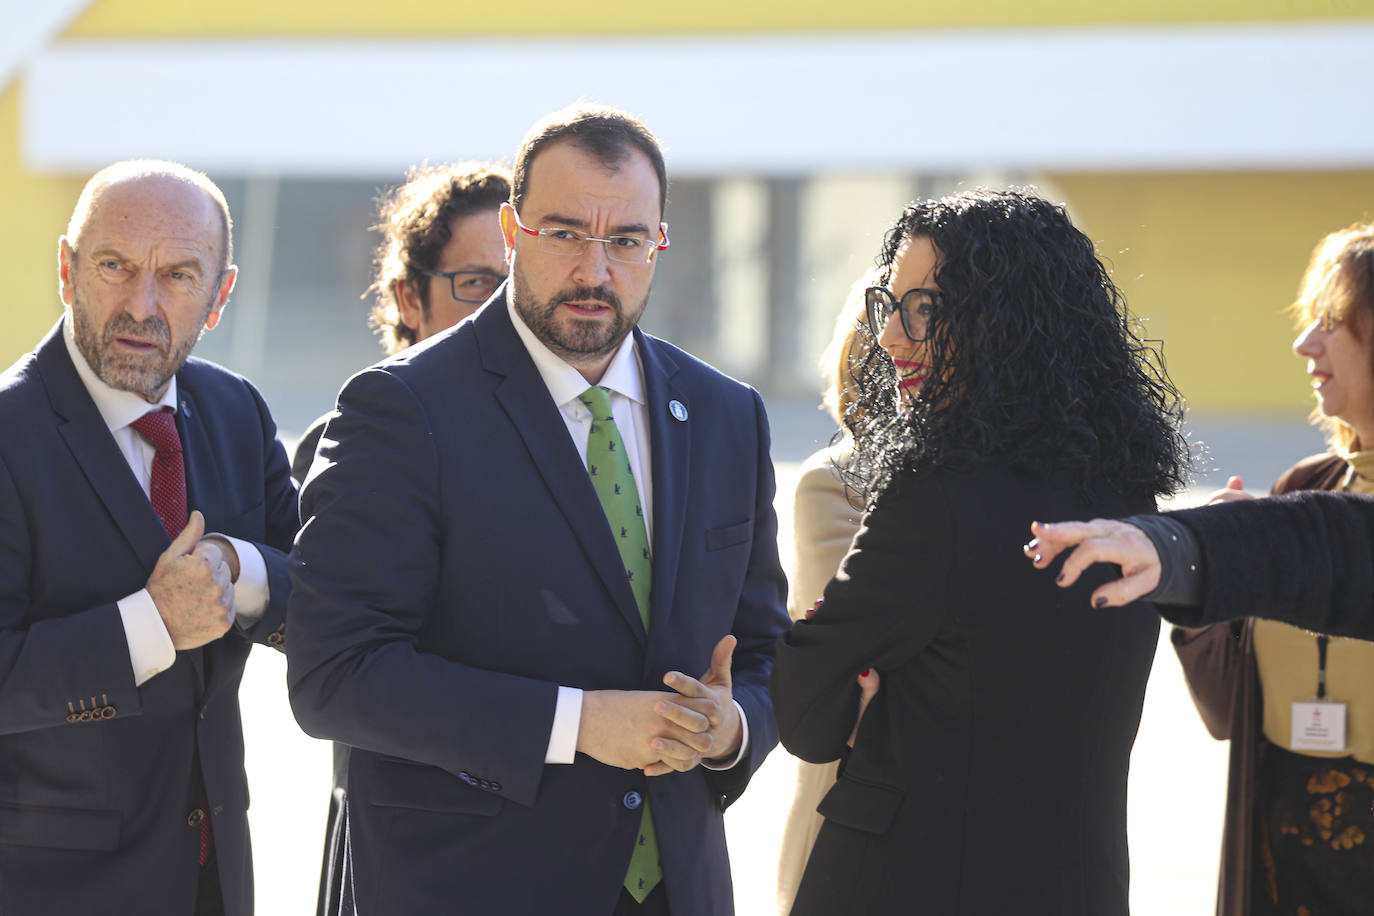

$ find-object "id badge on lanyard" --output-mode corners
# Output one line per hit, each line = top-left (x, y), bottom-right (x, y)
(1291, 634), (1348, 753)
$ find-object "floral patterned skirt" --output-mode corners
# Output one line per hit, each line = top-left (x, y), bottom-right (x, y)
(1253, 742), (1374, 916)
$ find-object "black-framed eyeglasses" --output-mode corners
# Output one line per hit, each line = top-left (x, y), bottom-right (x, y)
(865, 286), (941, 342)
(413, 268), (506, 304)
(510, 212), (669, 265)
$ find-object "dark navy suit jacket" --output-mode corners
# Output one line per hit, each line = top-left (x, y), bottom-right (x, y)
(0, 321), (298, 916)
(287, 293), (788, 915)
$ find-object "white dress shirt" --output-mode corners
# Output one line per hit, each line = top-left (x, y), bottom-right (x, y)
(62, 320), (270, 687)
(506, 298), (748, 769)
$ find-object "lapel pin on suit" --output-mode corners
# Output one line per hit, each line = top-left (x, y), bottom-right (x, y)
(180, 399), (191, 418)
(668, 399), (688, 422)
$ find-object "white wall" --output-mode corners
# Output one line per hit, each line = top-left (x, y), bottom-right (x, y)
(22, 24), (1374, 177)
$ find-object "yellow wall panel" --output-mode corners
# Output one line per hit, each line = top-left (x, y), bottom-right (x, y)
(0, 85), (84, 369)
(1055, 170), (1374, 413)
(63, 0), (1374, 37)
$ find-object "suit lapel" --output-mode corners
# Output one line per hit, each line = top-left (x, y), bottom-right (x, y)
(36, 323), (169, 570)
(38, 322), (208, 692)
(637, 330), (688, 643)
(475, 297), (647, 643)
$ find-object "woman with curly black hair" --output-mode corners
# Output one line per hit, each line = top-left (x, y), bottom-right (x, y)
(771, 188), (1190, 915)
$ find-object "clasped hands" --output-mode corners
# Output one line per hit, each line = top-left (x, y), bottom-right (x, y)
(577, 635), (743, 776)
(145, 510), (240, 650)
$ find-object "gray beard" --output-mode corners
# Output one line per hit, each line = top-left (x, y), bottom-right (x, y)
(70, 289), (204, 401)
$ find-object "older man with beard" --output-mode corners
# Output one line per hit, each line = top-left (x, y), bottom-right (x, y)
(0, 160), (298, 915)
(287, 104), (788, 916)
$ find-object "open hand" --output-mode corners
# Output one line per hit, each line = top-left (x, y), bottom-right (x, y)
(1023, 518), (1160, 608)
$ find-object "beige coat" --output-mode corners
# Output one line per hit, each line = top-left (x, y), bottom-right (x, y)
(776, 441), (862, 914)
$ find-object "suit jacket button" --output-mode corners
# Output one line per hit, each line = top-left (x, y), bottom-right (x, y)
(490, 781), (502, 792)
(459, 772), (475, 786)
(100, 706), (117, 719)
(623, 791), (642, 810)
(187, 809), (205, 827)
(478, 778), (491, 790)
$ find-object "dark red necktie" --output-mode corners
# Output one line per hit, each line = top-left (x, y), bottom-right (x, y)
(130, 409), (212, 865)
(130, 410), (188, 538)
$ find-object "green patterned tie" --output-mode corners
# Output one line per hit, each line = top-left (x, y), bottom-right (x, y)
(578, 385), (662, 903)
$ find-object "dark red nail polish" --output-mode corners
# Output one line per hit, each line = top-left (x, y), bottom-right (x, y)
(860, 669), (871, 677)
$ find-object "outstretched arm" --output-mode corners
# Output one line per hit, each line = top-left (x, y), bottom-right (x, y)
(1025, 489), (1374, 641)
(1024, 518), (1163, 608)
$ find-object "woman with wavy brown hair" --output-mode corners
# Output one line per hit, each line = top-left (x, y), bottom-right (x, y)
(772, 188), (1189, 915)
(1173, 221), (1374, 916)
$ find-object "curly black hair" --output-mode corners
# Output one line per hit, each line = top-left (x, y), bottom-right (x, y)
(843, 188), (1190, 508)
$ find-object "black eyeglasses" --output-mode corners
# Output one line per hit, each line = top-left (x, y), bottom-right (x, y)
(865, 286), (941, 342)
(414, 268), (506, 304)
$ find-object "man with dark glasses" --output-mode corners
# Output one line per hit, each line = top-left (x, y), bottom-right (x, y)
(291, 161), (510, 483)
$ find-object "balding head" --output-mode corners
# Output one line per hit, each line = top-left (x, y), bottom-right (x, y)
(58, 161), (239, 402)
(67, 160), (233, 274)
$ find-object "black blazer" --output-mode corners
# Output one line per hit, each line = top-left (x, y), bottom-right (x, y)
(0, 321), (298, 916)
(773, 467), (1159, 915)
(287, 294), (788, 915)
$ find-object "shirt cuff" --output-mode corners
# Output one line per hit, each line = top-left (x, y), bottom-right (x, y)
(118, 589), (176, 687)
(217, 535), (269, 627)
(702, 700), (750, 770)
(1124, 514), (1204, 607)
(545, 685), (583, 764)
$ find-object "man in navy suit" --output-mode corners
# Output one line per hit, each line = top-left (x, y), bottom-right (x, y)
(287, 104), (788, 915)
(0, 161), (298, 915)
